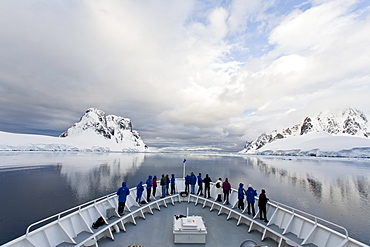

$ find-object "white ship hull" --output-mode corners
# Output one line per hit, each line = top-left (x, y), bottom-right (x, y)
(2, 178), (368, 247)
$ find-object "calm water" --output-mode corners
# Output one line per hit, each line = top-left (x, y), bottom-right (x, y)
(0, 152), (369, 245)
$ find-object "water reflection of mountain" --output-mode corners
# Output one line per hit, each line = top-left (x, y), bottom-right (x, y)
(356, 175), (369, 199)
(244, 157), (370, 206)
(57, 153), (145, 201)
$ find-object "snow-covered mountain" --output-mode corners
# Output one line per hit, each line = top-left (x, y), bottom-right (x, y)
(60, 108), (147, 149)
(0, 108), (148, 152)
(239, 108), (370, 157)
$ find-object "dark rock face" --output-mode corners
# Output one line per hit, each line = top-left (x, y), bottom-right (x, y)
(300, 117), (313, 135)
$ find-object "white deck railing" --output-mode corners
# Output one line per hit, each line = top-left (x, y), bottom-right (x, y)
(2, 178), (368, 247)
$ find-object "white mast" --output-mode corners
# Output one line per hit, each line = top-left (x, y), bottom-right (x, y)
(182, 158), (187, 178)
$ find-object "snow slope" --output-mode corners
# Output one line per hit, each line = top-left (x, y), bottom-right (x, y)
(239, 108), (370, 158)
(250, 131), (370, 158)
(0, 108), (148, 152)
(0, 130), (144, 152)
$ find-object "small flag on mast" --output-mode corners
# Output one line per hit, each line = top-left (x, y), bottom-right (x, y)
(183, 158), (187, 163)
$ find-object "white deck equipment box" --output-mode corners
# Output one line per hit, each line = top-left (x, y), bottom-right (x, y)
(173, 216), (207, 244)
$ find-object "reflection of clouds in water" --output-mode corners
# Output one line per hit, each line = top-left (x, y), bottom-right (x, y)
(58, 153), (145, 201)
(245, 157), (370, 208)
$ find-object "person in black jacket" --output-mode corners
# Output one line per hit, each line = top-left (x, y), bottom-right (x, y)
(203, 174), (212, 198)
(160, 174), (166, 198)
(197, 173), (203, 196)
(258, 189), (269, 223)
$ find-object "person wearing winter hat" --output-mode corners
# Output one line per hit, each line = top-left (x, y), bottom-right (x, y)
(222, 178), (231, 204)
(197, 173), (203, 196)
(258, 189), (269, 223)
(245, 184), (257, 216)
(160, 174), (167, 198)
(146, 175), (153, 202)
(166, 174), (170, 195)
(189, 172), (197, 194)
(152, 175), (157, 197)
(170, 174), (176, 194)
(185, 174), (190, 193)
(117, 181), (130, 215)
(203, 174), (212, 198)
(215, 178), (223, 202)
(136, 181), (144, 206)
(238, 183), (245, 210)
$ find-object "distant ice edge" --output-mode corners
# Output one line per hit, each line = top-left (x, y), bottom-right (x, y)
(239, 147), (370, 158)
(0, 144), (146, 153)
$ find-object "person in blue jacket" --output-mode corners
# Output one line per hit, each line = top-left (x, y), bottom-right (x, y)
(170, 174), (176, 194)
(185, 174), (190, 193)
(166, 174), (170, 195)
(190, 172), (197, 194)
(146, 175), (153, 202)
(197, 173), (203, 196)
(136, 181), (144, 206)
(238, 183), (245, 211)
(117, 181), (130, 215)
(246, 184), (257, 216)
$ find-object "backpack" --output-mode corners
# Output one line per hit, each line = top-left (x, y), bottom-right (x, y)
(216, 182), (221, 188)
(92, 216), (105, 229)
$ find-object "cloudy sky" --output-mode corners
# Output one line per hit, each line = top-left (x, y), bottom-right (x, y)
(0, 0), (369, 151)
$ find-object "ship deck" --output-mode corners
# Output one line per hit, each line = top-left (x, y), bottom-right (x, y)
(5, 178), (367, 247)
(97, 198), (278, 247)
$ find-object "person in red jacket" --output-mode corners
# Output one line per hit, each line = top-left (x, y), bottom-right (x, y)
(222, 178), (231, 204)
(152, 175), (157, 198)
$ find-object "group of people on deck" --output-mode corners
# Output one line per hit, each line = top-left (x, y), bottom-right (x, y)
(159, 174), (176, 198)
(184, 172), (212, 197)
(116, 173), (269, 222)
(116, 173), (175, 215)
(138, 174), (177, 203)
(238, 183), (269, 223)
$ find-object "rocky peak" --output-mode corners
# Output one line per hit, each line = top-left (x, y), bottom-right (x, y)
(241, 108), (369, 153)
(60, 108), (147, 149)
(342, 108), (368, 137)
(300, 117), (315, 135)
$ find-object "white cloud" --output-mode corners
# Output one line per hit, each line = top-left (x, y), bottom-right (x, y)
(227, 0), (370, 136)
(0, 0), (369, 150)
